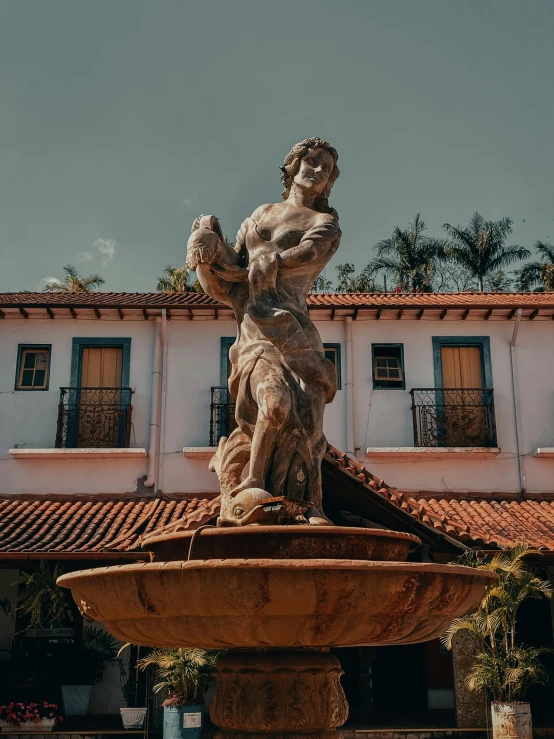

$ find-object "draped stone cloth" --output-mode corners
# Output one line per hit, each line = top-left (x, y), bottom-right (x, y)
(187, 211), (341, 525)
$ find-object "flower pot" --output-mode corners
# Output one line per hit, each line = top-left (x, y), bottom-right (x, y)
(163, 705), (204, 739)
(61, 684), (93, 716)
(0, 718), (56, 731)
(120, 707), (147, 730)
(491, 701), (532, 739)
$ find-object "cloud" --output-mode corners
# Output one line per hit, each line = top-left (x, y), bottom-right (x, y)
(93, 238), (118, 266)
(77, 251), (94, 261)
(182, 194), (197, 209)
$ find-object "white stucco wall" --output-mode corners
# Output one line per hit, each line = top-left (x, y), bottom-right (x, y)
(350, 317), (554, 494)
(1, 312), (554, 496)
(0, 318), (153, 494)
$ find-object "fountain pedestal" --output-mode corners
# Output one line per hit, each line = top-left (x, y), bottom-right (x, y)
(211, 651), (347, 737)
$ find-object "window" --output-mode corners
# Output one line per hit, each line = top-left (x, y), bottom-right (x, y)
(323, 343), (341, 390)
(220, 337), (235, 385)
(431, 337), (492, 389)
(372, 344), (405, 389)
(70, 337), (131, 388)
(15, 346), (51, 390)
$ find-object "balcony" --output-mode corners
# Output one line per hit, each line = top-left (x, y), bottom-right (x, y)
(209, 386), (237, 446)
(366, 388), (500, 462)
(410, 388), (497, 448)
(55, 387), (133, 449)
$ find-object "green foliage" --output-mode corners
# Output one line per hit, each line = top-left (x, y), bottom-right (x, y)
(137, 648), (218, 707)
(156, 265), (203, 293)
(0, 598), (12, 618)
(334, 263), (382, 293)
(119, 643), (140, 707)
(442, 544), (553, 702)
(367, 214), (444, 292)
(11, 562), (74, 629)
(442, 213), (530, 292)
(514, 241), (554, 292)
(43, 265), (105, 293)
(59, 626), (125, 685)
(311, 274), (334, 293)
(483, 270), (513, 292)
(80, 626), (125, 685)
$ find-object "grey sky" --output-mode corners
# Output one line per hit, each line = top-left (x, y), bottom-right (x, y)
(1, 0), (553, 292)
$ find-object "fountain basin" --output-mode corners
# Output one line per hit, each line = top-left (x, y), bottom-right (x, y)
(57, 558), (497, 649)
(142, 525), (421, 562)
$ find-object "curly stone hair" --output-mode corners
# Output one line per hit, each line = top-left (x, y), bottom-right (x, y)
(280, 137), (339, 214)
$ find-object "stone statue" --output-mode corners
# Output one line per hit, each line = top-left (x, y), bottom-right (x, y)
(186, 137), (341, 526)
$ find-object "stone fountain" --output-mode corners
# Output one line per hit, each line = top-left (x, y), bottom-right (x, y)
(58, 138), (497, 738)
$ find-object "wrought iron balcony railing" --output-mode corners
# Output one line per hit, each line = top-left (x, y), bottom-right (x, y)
(210, 386), (237, 446)
(55, 387), (133, 449)
(410, 388), (497, 448)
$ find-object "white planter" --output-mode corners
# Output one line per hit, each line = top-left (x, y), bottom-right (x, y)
(0, 718), (56, 731)
(491, 701), (532, 739)
(120, 707), (147, 729)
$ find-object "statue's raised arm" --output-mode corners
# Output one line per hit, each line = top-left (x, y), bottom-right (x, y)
(187, 138), (341, 527)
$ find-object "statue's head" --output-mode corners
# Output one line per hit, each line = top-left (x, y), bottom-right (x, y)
(280, 137), (339, 213)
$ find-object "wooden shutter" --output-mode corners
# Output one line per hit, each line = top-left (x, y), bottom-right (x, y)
(77, 347), (124, 447)
(441, 346), (482, 388)
(440, 345), (486, 445)
(81, 347), (122, 387)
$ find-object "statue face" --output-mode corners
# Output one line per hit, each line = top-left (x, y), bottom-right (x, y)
(293, 147), (334, 196)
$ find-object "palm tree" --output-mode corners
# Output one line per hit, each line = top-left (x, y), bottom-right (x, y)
(156, 265), (193, 292)
(367, 214), (444, 292)
(156, 265), (204, 293)
(514, 241), (554, 292)
(442, 213), (530, 292)
(43, 265), (105, 293)
(442, 544), (553, 703)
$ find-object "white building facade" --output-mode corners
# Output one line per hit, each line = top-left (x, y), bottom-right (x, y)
(1, 291), (554, 498)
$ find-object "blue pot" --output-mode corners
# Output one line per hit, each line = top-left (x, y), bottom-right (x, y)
(163, 705), (204, 739)
(61, 684), (93, 716)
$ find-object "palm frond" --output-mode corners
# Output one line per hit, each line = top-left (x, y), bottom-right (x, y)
(137, 648), (219, 706)
(443, 544), (553, 700)
(43, 265), (105, 293)
(43, 279), (68, 293)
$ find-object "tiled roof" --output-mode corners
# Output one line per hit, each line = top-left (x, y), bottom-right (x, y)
(0, 292), (219, 307)
(1, 450), (554, 555)
(419, 497), (554, 551)
(325, 447), (554, 551)
(1, 291), (554, 309)
(309, 292), (554, 308)
(0, 495), (218, 555)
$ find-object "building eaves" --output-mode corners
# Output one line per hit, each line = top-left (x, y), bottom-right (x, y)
(1, 449), (553, 556)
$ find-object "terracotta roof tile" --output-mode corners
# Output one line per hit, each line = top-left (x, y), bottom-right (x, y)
(2, 449), (554, 555)
(1, 291), (554, 310)
(324, 446), (554, 551)
(0, 495), (218, 555)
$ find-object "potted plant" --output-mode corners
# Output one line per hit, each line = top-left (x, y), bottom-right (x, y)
(61, 626), (123, 716)
(443, 544), (553, 739)
(0, 701), (64, 731)
(138, 648), (218, 739)
(120, 645), (147, 730)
